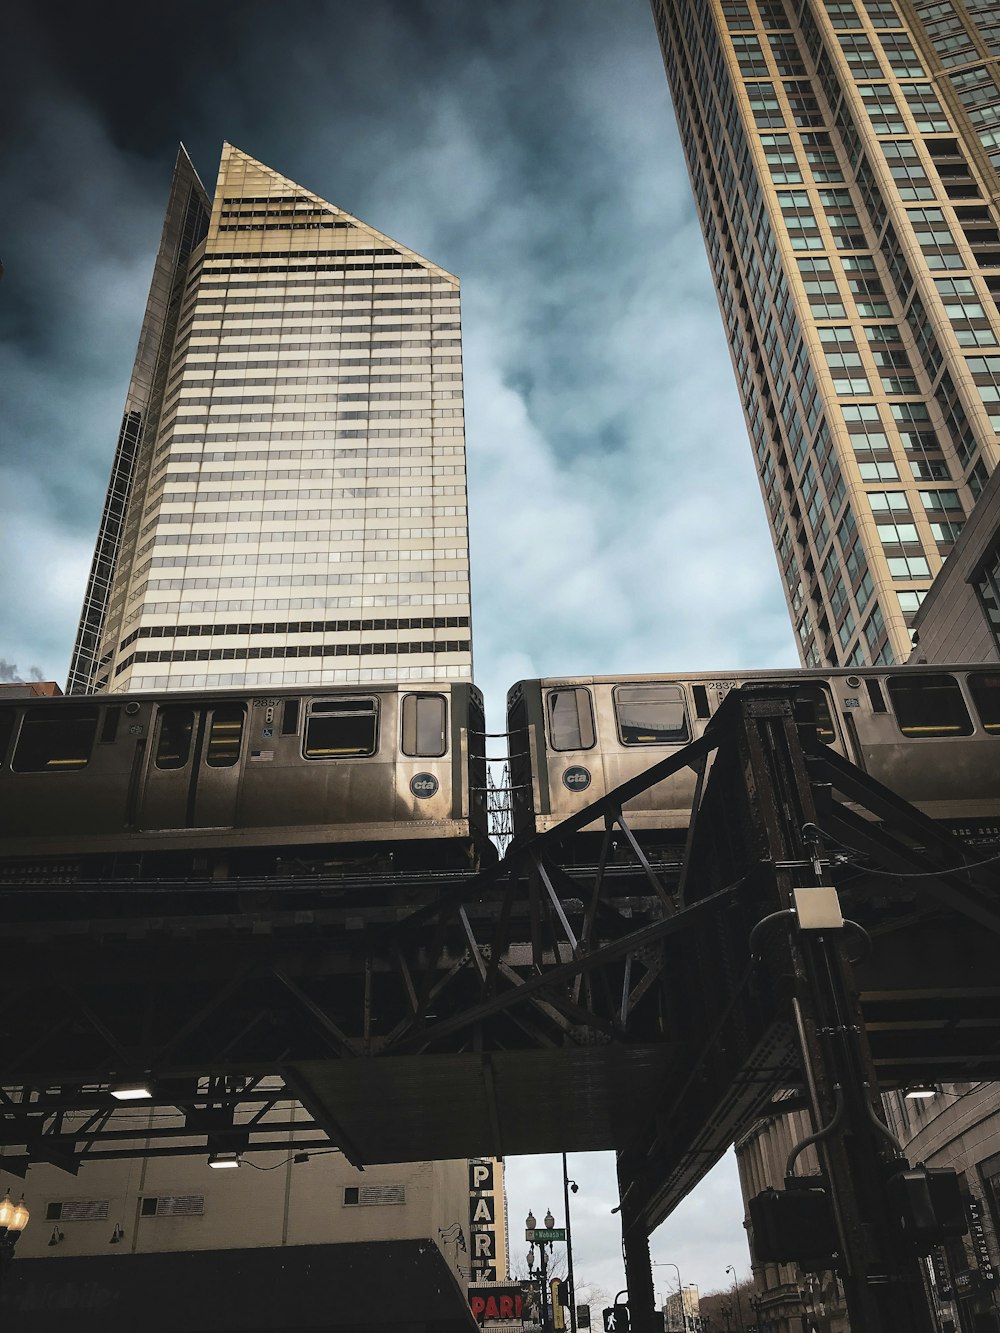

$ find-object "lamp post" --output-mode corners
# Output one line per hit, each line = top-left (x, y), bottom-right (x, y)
(653, 1262), (685, 1330)
(725, 1267), (745, 1333)
(0, 1192), (30, 1287)
(562, 1155), (578, 1333)
(527, 1207), (556, 1330)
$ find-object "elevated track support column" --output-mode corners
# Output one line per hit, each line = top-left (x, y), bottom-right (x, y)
(740, 694), (935, 1333)
(616, 1151), (657, 1333)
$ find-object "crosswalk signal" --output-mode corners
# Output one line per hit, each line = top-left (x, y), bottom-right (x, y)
(603, 1305), (630, 1332)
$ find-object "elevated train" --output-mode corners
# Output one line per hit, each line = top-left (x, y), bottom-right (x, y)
(0, 666), (997, 882)
(0, 683), (492, 879)
(506, 665), (1000, 853)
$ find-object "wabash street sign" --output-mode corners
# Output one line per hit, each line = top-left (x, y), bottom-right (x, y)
(468, 1285), (525, 1324)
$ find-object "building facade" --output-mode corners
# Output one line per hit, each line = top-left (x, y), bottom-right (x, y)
(911, 459), (1000, 659)
(651, 0), (999, 669)
(68, 142), (472, 696)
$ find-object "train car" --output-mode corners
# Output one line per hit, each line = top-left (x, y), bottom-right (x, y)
(0, 682), (494, 879)
(507, 667), (1000, 853)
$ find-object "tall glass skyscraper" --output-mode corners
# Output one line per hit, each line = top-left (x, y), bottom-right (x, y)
(651, 0), (1000, 667)
(68, 142), (472, 695)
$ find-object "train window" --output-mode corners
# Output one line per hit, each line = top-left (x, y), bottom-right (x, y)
(155, 708), (194, 770)
(614, 685), (689, 746)
(887, 674), (973, 738)
(100, 707), (121, 744)
(205, 705), (245, 767)
(12, 706), (99, 772)
(304, 697), (378, 759)
(547, 688), (595, 751)
(793, 686), (837, 745)
(0, 710), (14, 764)
(402, 694), (447, 757)
(281, 698), (300, 735)
(865, 679), (887, 713)
(969, 673), (1000, 735)
(692, 685), (712, 720)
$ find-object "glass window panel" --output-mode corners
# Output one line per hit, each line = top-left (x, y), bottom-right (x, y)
(547, 688), (596, 752)
(205, 705), (245, 767)
(887, 674), (973, 738)
(0, 709), (14, 764)
(969, 673), (1000, 735)
(12, 706), (99, 772)
(615, 685), (689, 746)
(305, 697), (378, 758)
(155, 708), (194, 770)
(401, 693), (447, 757)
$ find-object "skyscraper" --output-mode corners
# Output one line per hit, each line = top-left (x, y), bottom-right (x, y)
(68, 142), (472, 695)
(651, 0), (1000, 667)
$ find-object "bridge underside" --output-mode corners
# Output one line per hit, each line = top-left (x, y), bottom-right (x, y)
(2, 690), (999, 1240)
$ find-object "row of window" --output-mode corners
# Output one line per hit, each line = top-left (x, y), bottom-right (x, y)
(545, 674), (1000, 752)
(0, 693), (451, 773)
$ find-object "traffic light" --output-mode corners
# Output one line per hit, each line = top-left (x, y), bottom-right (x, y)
(578, 1305), (591, 1329)
(603, 1304), (630, 1332)
(887, 1167), (968, 1253)
(748, 1181), (838, 1270)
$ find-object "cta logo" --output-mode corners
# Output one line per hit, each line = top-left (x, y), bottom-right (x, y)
(410, 773), (440, 799)
(562, 765), (591, 792)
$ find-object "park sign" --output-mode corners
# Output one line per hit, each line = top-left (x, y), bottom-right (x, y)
(468, 1284), (529, 1324)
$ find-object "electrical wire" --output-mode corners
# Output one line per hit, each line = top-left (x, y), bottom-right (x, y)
(243, 1148), (341, 1170)
(803, 822), (1000, 879)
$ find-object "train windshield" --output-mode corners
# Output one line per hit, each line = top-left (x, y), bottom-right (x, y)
(614, 685), (690, 745)
(547, 688), (595, 751)
(12, 706), (99, 772)
(402, 694), (447, 757)
(305, 697), (379, 758)
(969, 673), (1000, 735)
(887, 674), (973, 738)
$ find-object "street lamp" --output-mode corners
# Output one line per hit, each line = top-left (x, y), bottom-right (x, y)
(653, 1262), (696, 1332)
(0, 1192), (30, 1287)
(527, 1207), (555, 1331)
(563, 1155), (578, 1333)
(725, 1267), (746, 1333)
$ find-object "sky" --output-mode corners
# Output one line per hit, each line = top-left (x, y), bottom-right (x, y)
(0, 0), (794, 1306)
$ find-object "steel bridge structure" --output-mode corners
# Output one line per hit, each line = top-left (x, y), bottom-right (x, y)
(2, 688), (999, 1331)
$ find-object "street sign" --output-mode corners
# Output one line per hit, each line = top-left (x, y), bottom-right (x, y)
(530, 1227), (566, 1241)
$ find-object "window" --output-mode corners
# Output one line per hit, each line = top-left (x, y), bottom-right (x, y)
(401, 693), (447, 757)
(614, 685), (689, 746)
(792, 685), (837, 745)
(0, 710), (14, 764)
(140, 1195), (205, 1217)
(155, 708), (194, 769)
(343, 1184), (405, 1205)
(969, 673), (1000, 735)
(305, 697), (378, 758)
(974, 543), (1000, 654)
(13, 706), (99, 772)
(887, 674), (973, 737)
(546, 688), (595, 752)
(205, 705), (245, 767)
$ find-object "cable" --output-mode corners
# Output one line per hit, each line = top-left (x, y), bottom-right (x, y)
(803, 822), (1000, 879)
(786, 1084), (845, 1180)
(243, 1148), (341, 1170)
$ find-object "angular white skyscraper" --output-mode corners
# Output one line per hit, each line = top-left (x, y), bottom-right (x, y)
(69, 142), (472, 695)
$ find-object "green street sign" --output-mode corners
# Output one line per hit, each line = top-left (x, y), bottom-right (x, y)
(531, 1228), (566, 1242)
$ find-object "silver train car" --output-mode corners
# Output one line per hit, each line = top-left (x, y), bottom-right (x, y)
(0, 683), (494, 878)
(507, 667), (1000, 850)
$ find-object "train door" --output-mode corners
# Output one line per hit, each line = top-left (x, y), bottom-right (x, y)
(140, 702), (246, 829)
